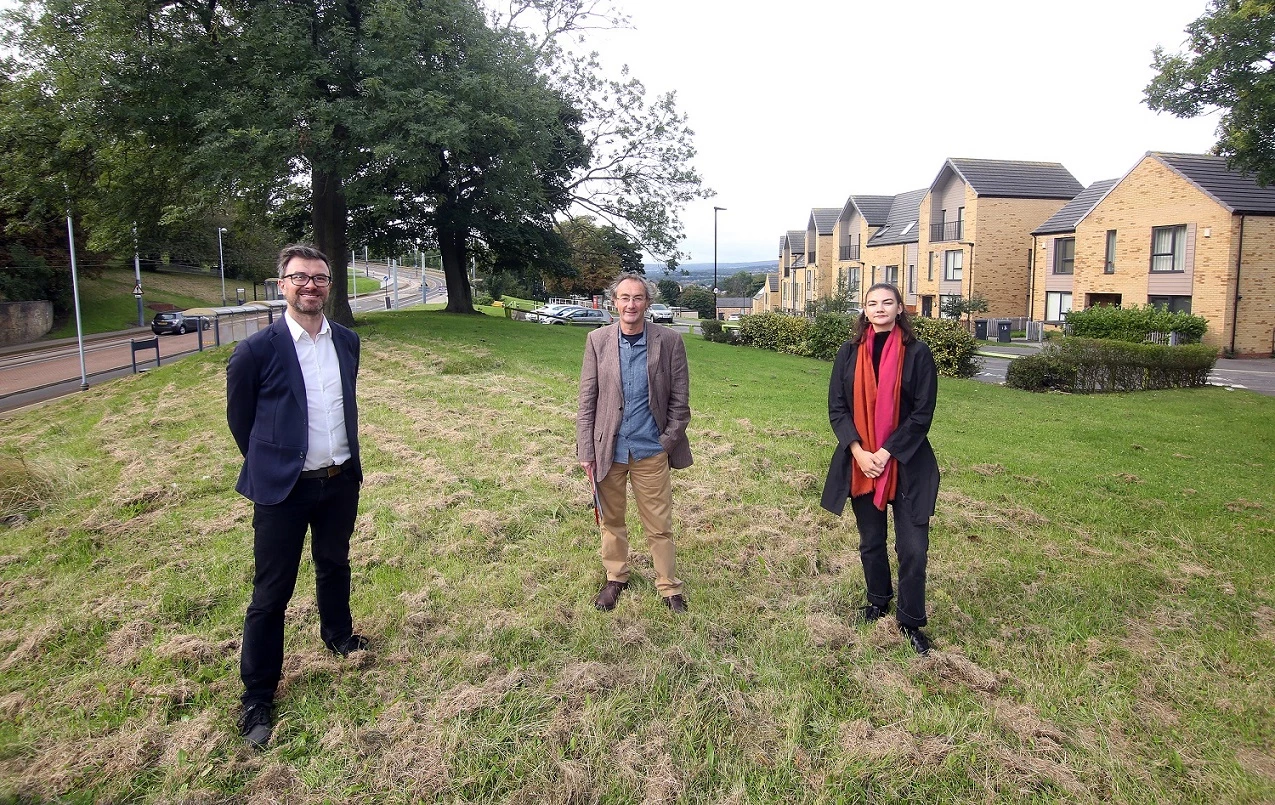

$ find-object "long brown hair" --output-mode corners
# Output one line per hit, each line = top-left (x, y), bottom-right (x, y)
(854, 283), (916, 345)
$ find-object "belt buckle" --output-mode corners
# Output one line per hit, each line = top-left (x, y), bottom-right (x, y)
(327, 464), (340, 478)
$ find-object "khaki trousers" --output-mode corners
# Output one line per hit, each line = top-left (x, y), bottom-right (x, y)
(597, 452), (683, 597)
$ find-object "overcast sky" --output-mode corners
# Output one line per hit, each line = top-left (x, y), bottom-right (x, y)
(582, 0), (1222, 264)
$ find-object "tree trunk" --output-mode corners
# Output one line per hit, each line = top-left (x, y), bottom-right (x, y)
(439, 224), (476, 314)
(312, 166), (353, 326)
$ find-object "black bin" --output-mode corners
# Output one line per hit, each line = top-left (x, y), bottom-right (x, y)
(997, 320), (1012, 343)
(974, 319), (988, 340)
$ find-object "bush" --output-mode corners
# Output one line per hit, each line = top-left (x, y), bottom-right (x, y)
(805, 313), (854, 362)
(473, 291), (494, 307)
(1065, 304), (1207, 344)
(679, 287), (716, 319)
(699, 319), (734, 344)
(735, 312), (809, 353)
(912, 317), (980, 378)
(1006, 338), (1217, 393)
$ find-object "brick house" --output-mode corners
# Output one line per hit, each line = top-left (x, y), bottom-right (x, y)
(1065, 152), (1275, 356)
(753, 275), (780, 313)
(778, 230), (806, 314)
(1030, 179), (1118, 326)
(862, 188), (927, 313)
(916, 158), (1083, 319)
(834, 195), (894, 308)
(805, 207), (842, 306)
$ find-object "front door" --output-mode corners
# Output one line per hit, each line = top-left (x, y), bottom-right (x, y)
(921, 296), (933, 317)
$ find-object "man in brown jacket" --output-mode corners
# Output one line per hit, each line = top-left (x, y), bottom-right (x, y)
(577, 272), (693, 612)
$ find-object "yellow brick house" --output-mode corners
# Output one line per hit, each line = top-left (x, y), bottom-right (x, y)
(1067, 152), (1275, 356)
(805, 208), (841, 310)
(862, 189), (927, 313)
(1030, 179), (1118, 326)
(834, 195), (894, 308)
(916, 158), (1083, 319)
(778, 230), (806, 314)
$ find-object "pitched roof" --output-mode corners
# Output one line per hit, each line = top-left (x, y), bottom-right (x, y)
(808, 208), (840, 235)
(841, 195), (895, 227)
(715, 297), (753, 309)
(778, 236), (786, 257)
(865, 188), (928, 247)
(1153, 152), (1275, 214)
(785, 230), (806, 253)
(1033, 178), (1119, 235)
(940, 158), (1083, 199)
(767, 275), (779, 292)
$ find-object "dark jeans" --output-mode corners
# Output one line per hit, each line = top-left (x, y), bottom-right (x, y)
(851, 493), (929, 628)
(241, 471), (359, 705)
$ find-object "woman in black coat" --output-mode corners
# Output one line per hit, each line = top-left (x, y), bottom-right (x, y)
(820, 283), (940, 655)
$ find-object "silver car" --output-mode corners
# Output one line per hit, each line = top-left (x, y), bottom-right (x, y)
(646, 303), (674, 324)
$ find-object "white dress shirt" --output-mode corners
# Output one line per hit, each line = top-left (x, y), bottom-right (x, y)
(284, 310), (351, 471)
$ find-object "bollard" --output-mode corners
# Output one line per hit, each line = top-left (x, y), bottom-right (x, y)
(384, 295), (392, 310)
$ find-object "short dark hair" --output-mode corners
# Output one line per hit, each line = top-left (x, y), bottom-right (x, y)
(276, 244), (330, 278)
(854, 282), (916, 344)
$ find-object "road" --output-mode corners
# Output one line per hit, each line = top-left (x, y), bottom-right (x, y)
(970, 349), (1275, 396)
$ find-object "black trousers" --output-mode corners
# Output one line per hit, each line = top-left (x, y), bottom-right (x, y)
(241, 471), (359, 706)
(851, 493), (929, 628)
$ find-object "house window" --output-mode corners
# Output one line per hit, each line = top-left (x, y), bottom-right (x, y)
(1104, 230), (1116, 274)
(850, 267), (860, 294)
(938, 294), (962, 319)
(907, 265), (916, 295)
(1053, 237), (1074, 275)
(884, 265), (899, 285)
(1148, 295), (1192, 314)
(1150, 225), (1186, 272)
(943, 250), (963, 281)
(927, 251), (934, 281)
(1045, 291), (1073, 323)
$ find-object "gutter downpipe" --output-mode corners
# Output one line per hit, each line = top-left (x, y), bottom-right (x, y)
(1027, 239), (1036, 320)
(1230, 215), (1245, 356)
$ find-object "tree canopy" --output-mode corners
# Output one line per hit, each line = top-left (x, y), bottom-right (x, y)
(1145, 0), (1275, 186)
(0, 0), (708, 322)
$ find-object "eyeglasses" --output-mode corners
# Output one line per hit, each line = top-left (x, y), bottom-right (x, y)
(282, 273), (332, 288)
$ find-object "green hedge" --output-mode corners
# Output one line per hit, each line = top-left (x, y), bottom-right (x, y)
(720, 312), (980, 378)
(1064, 304), (1207, 344)
(699, 319), (734, 344)
(1006, 338), (1217, 393)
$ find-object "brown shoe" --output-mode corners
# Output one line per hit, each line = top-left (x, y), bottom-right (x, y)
(593, 581), (628, 611)
(663, 594), (688, 613)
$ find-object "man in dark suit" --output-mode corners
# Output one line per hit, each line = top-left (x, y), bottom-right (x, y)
(577, 273), (693, 613)
(226, 244), (366, 749)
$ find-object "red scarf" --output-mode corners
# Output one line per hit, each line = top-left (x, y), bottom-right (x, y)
(851, 327), (904, 510)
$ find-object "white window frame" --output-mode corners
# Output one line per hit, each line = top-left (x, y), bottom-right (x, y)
(943, 249), (963, 281)
(1045, 291), (1073, 323)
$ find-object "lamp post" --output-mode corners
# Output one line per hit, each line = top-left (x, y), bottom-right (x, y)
(713, 206), (726, 320)
(217, 227), (228, 306)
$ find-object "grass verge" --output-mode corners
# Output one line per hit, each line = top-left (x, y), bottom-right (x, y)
(0, 309), (1273, 802)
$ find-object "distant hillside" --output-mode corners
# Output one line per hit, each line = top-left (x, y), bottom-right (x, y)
(643, 260), (778, 286)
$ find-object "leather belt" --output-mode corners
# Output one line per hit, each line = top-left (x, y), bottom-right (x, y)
(299, 463), (343, 480)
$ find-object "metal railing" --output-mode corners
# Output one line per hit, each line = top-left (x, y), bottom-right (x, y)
(929, 220), (963, 242)
(839, 244), (860, 260)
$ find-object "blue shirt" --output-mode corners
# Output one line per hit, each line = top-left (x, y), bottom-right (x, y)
(615, 326), (664, 464)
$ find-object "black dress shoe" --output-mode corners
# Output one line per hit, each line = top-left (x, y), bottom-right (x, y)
(238, 702), (273, 750)
(593, 581), (628, 611)
(857, 603), (890, 624)
(326, 633), (369, 657)
(663, 594), (688, 613)
(899, 624), (932, 656)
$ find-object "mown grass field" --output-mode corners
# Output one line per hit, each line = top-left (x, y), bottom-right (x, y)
(1, 309), (1273, 803)
(46, 266), (382, 339)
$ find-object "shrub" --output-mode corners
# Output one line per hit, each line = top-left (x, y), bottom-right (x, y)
(1065, 304), (1207, 344)
(473, 291), (494, 307)
(1006, 338), (1217, 393)
(736, 312), (809, 353)
(912, 317), (980, 378)
(678, 287), (716, 319)
(805, 313), (854, 362)
(699, 319), (734, 344)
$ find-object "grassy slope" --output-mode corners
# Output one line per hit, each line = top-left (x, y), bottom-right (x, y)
(0, 310), (1273, 803)
(46, 266), (382, 339)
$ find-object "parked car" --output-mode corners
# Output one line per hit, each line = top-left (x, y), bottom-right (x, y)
(527, 303), (583, 322)
(646, 303), (674, 324)
(544, 307), (613, 326)
(726, 313), (742, 322)
(150, 311), (208, 335)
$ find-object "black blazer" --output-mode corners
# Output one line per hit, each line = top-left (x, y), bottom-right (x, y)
(226, 316), (362, 506)
(820, 337), (940, 524)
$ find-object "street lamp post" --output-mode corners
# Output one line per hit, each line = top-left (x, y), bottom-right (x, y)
(713, 206), (726, 320)
(217, 227), (228, 306)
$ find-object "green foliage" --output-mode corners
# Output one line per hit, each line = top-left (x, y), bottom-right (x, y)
(1145, 0), (1275, 186)
(1064, 303), (1208, 344)
(1007, 338), (1218, 393)
(0, 244), (71, 311)
(719, 270), (764, 298)
(912, 317), (980, 378)
(939, 294), (988, 321)
(698, 319), (733, 344)
(473, 291), (494, 307)
(678, 286), (716, 319)
(805, 313), (854, 362)
(735, 312), (810, 354)
(657, 278), (681, 306)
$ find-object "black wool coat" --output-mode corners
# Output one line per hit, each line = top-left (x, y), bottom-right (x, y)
(820, 337), (940, 524)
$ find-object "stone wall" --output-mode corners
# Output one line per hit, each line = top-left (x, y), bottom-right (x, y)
(0, 301), (53, 347)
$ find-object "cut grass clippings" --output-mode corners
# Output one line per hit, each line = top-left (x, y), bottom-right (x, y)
(0, 308), (1273, 802)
